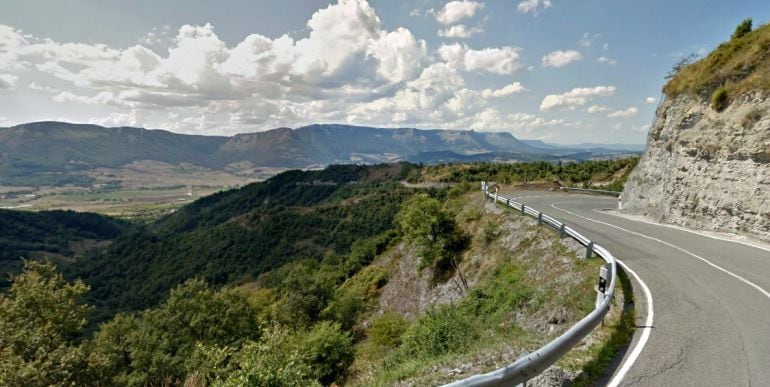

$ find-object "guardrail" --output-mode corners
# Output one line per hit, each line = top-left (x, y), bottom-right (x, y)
(444, 182), (618, 387)
(559, 186), (621, 197)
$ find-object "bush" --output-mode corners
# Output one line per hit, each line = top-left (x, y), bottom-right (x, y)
(367, 311), (408, 348)
(732, 18), (752, 40)
(711, 87), (728, 111)
(219, 325), (319, 387)
(401, 305), (478, 358)
(300, 321), (355, 386)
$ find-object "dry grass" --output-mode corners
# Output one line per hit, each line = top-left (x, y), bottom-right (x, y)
(664, 22), (770, 97)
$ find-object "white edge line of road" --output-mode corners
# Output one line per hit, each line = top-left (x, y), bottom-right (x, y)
(607, 259), (654, 387)
(594, 208), (770, 253)
(551, 200), (770, 385)
(521, 198), (654, 386)
(551, 201), (770, 300)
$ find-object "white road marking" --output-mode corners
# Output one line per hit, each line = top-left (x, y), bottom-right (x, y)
(551, 201), (770, 299)
(607, 258), (654, 387)
(595, 208), (770, 254)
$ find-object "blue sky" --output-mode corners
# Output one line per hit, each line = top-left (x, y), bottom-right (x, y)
(1, 0), (768, 144)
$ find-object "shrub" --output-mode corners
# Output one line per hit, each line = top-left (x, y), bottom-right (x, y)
(401, 305), (478, 358)
(219, 325), (319, 387)
(300, 321), (355, 386)
(367, 311), (408, 348)
(731, 18), (752, 40)
(711, 87), (728, 111)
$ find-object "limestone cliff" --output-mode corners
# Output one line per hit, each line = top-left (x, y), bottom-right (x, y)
(622, 93), (770, 241)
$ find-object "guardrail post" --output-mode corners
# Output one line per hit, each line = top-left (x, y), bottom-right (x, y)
(506, 198), (510, 206)
(521, 203), (525, 214)
(537, 212), (542, 225)
(586, 241), (594, 259)
(559, 223), (566, 238)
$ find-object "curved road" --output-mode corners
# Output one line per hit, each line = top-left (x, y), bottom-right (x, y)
(502, 190), (770, 387)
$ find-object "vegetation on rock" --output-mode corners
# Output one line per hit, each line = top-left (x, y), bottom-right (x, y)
(664, 18), (770, 97)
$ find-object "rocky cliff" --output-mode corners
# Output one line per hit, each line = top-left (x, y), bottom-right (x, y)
(622, 93), (770, 241)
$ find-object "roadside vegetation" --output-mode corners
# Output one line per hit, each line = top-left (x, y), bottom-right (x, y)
(664, 18), (770, 100)
(411, 157), (639, 192)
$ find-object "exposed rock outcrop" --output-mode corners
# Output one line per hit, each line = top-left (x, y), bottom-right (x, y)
(622, 93), (770, 242)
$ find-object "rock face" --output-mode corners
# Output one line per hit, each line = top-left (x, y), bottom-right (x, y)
(622, 93), (770, 242)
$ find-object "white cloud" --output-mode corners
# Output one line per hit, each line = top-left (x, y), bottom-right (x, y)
(0, 73), (17, 89)
(597, 56), (618, 65)
(437, 24), (483, 38)
(578, 32), (601, 48)
(481, 82), (526, 98)
(607, 106), (639, 118)
(542, 50), (581, 68)
(645, 97), (657, 104)
(0, 0), (436, 132)
(367, 27), (428, 83)
(438, 43), (524, 74)
(517, 0), (552, 15)
(436, 1), (484, 25)
(540, 85), (616, 111)
(586, 105), (610, 113)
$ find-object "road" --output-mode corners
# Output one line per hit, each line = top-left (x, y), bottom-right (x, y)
(501, 190), (770, 387)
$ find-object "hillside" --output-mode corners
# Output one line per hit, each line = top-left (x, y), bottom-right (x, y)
(0, 210), (132, 287)
(0, 122), (640, 187)
(0, 177), (629, 386)
(663, 19), (770, 98)
(64, 163), (418, 322)
(623, 19), (770, 241)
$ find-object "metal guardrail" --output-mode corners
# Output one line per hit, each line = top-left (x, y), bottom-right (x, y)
(559, 186), (621, 197)
(444, 182), (618, 387)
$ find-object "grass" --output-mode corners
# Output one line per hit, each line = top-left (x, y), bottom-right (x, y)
(349, 191), (628, 386)
(664, 22), (770, 97)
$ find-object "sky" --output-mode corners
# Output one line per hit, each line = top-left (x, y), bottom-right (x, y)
(1, 0), (769, 144)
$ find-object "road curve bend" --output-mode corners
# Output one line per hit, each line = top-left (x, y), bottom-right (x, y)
(502, 190), (770, 387)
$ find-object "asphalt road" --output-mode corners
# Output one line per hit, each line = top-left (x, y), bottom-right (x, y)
(501, 190), (770, 387)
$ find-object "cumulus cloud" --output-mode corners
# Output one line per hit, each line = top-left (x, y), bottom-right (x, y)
(0, 1), (592, 137)
(607, 106), (639, 118)
(436, 1), (484, 25)
(437, 24), (482, 38)
(645, 97), (657, 103)
(540, 86), (616, 111)
(586, 105), (609, 113)
(0, 0), (439, 132)
(0, 73), (17, 89)
(517, 0), (552, 15)
(597, 56), (618, 65)
(438, 43), (524, 74)
(542, 50), (581, 68)
(481, 82), (526, 98)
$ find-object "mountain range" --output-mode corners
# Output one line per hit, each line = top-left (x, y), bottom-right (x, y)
(0, 121), (643, 186)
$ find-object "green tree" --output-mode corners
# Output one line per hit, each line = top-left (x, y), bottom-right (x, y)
(0, 260), (91, 386)
(397, 194), (469, 286)
(88, 279), (261, 386)
(732, 18), (752, 40)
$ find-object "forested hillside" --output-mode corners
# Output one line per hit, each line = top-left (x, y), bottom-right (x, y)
(65, 163), (418, 323)
(0, 210), (131, 287)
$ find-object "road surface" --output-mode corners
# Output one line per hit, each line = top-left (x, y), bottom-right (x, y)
(502, 190), (770, 387)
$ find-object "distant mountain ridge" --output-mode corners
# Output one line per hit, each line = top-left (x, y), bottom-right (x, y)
(0, 121), (642, 185)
